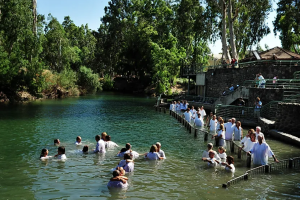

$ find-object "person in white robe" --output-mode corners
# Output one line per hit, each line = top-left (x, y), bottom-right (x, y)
(255, 126), (266, 142)
(233, 121), (243, 141)
(225, 118), (236, 140)
(200, 106), (206, 120)
(248, 134), (279, 166)
(213, 119), (226, 147)
(75, 136), (82, 145)
(195, 114), (204, 127)
(145, 145), (164, 160)
(190, 106), (197, 123)
(183, 108), (192, 123)
(116, 153), (134, 172)
(156, 142), (166, 159)
(117, 143), (139, 159)
(176, 101), (181, 113)
(202, 143), (220, 160)
(54, 146), (67, 160)
(221, 156), (235, 173)
(202, 150), (221, 167)
(242, 132), (257, 152)
(209, 115), (218, 132)
(218, 146), (227, 161)
(107, 170), (128, 189)
(93, 135), (106, 153)
(105, 135), (119, 148)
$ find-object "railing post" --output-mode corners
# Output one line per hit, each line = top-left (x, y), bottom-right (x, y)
(265, 165), (270, 173)
(215, 138), (219, 147)
(182, 117), (185, 125)
(244, 173), (248, 180)
(164, 108), (166, 113)
(246, 153), (251, 168)
(230, 141), (234, 153)
(169, 110), (171, 115)
(156, 106), (158, 111)
(289, 158), (293, 168)
(159, 107), (162, 112)
(222, 184), (227, 188)
(194, 128), (198, 137)
(189, 123), (192, 133)
(238, 148), (242, 159)
(204, 132), (208, 141)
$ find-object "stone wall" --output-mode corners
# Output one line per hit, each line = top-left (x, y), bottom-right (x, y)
(248, 88), (284, 106)
(205, 65), (300, 98)
(275, 103), (300, 137)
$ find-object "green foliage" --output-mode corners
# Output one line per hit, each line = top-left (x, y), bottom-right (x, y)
(77, 66), (100, 93)
(56, 69), (77, 89)
(101, 75), (114, 91)
(274, 0), (300, 53)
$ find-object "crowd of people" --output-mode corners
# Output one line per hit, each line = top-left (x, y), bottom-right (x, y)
(39, 132), (167, 190)
(170, 101), (279, 169)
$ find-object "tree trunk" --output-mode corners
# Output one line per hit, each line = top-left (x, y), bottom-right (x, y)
(33, 0), (37, 35)
(228, 0), (237, 61)
(221, 1), (231, 62)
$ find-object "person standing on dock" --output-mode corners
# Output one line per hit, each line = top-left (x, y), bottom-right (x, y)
(247, 134), (279, 166)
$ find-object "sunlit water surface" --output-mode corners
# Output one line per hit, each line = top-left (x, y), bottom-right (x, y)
(0, 93), (299, 200)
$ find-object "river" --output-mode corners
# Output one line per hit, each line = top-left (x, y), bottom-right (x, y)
(0, 93), (299, 199)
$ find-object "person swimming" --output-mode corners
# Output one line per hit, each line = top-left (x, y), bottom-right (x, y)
(54, 139), (60, 146)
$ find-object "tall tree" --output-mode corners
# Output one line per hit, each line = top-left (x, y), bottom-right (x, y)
(274, 0), (300, 53)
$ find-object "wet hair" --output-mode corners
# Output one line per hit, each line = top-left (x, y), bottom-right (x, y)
(249, 129), (255, 134)
(227, 156), (234, 164)
(76, 136), (81, 142)
(125, 143), (131, 150)
(58, 146), (65, 154)
(150, 145), (158, 153)
(124, 153), (131, 160)
(40, 148), (48, 158)
(101, 132), (107, 137)
(120, 148), (127, 153)
(82, 145), (88, 153)
(236, 121), (241, 127)
(105, 135), (111, 141)
(218, 146), (226, 153)
(207, 143), (213, 149)
(113, 170), (120, 177)
(54, 139), (60, 145)
(95, 135), (101, 141)
(220, 124), (225, 131)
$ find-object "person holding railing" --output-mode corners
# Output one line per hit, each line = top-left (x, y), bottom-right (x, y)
(233, 121), (243, 141)
(212, 119), (226, 147)
(247, 134), (279, 166)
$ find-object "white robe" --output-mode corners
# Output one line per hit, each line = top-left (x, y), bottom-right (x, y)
(225, 164), (235, 173)
(250, 142), (274, 166)
(195, 117), (203, 127)
(146, 152), (160, 160)
(184, 111), (192, 123)
(217, 130), (226, 147)
(243, 139), (256, 152)
(209, 119), (218, 132)
(225, 123), (235, 140)
(233, 126), (242, 141)
(200, 109), (206, 119)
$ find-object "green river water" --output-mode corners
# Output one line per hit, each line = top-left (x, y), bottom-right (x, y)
(0, 93), (299, 200)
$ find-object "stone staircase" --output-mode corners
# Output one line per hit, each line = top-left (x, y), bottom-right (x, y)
(213, 86), (249, 106)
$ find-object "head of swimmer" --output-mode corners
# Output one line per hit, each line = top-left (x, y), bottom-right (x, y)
(54, 139), (60, 145)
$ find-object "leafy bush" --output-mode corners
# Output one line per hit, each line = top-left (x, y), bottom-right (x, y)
(101, 74), (114, 91)
(77, 66), (100, 93)
(57, 69), (77, 89)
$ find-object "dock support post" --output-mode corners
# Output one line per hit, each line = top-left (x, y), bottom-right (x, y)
(246, 153), (251, 168)
(230, 141), (234, 153)
(194, 128), (198, 137)
(289, 158), (293, 169)
(238, 148), (242, 159)
(204, 132), (208, 141)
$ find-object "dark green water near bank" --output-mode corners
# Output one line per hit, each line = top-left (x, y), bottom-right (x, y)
(0, 93), (299, 199)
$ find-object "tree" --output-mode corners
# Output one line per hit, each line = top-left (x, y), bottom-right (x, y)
(274, 0), (300, 53)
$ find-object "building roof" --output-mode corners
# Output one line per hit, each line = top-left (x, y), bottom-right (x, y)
(240, 46), (300, 62)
